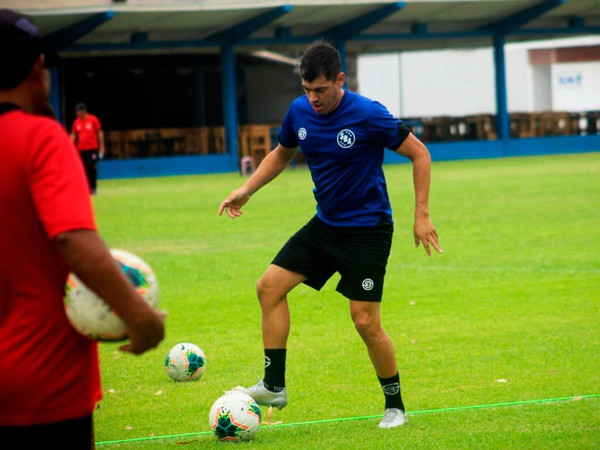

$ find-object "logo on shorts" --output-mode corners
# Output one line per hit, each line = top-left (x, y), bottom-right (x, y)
(298, 127), (307, 140)
(382, 382), (400, 396)
(362, 278), (374, 291)
(337, 129), (355, 148)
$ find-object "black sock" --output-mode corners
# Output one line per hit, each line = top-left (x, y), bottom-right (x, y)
(378, 373), (405, 411)
(263, 348), (286, 392)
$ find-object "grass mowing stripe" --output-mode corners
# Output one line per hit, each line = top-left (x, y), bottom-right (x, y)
(95, 393), (600, 446)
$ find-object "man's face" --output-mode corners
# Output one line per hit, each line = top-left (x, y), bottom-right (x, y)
(76, 109), (86, 119)
(302, 72), (345, 116)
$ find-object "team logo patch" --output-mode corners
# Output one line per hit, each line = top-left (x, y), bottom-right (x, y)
(383, 383), (400, 395)
(298, 127), (307, 140)
(337, 129), (355, 148)
(362, 278), (374, 291)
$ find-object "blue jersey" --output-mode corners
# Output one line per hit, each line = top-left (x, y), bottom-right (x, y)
(279, 90), (405, 227)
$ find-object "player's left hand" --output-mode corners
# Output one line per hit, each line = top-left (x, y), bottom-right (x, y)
(414, 215), (442, 256)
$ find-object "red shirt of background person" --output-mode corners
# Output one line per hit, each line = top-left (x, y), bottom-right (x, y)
(0, 8), (164, 446)
(70, 104), (105, 155)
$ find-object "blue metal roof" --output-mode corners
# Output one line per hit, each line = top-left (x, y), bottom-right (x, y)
(18, 0), (600, 56)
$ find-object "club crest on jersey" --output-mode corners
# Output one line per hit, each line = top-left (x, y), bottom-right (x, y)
(337, 129), (355, 149)
(298, 127), (307, 140)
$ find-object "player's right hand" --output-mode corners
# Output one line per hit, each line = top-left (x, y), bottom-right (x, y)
(218, 187), (251, 219)
(120, 309), (166, 355)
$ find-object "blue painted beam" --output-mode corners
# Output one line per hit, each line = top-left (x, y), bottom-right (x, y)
(207, 5), (292, 45)
(478, 0), (566, 34)
(275, 26), (292, 39)
(350, 30), (491, 42)
(130, 31), (148, 44)
(568, 16), (585, 28)
(411, 22), (428, 35)
(43, 11), (114, 52)
(210, 6), (292, 174)
(70, 39), (221, 52)
(321, 2), (405, 42)
(511, 26), (600, 36)
(482, 0), (565, 154)
(493, 34), (510, 148)
(65, 25), (600, 53)
(221, 44), (239, 172)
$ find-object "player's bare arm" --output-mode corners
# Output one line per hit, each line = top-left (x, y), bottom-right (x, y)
(395, 133), (443, 256)
(55, 229), (165, 354)
(219, 144), (297, 219)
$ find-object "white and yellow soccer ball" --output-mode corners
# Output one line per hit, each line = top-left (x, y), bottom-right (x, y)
(164, 343), (207, 382)
(63, 249), (159, 341)
(209, 392), (261, 442)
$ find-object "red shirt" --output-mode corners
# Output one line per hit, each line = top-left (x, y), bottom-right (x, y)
(0, 106), (101, 426)
(71, 113), (102, 151)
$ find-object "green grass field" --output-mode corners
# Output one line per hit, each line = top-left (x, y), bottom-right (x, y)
(92, 153), (599, 448)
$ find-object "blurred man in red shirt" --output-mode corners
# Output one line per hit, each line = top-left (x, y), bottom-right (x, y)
(0, 9), (165, 447)
(70, 102), (105, 194)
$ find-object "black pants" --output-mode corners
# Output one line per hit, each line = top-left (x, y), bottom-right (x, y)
(79, 149), (98, 193)
(0, 414), (94, 449)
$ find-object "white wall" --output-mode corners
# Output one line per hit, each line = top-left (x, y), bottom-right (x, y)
(399, 48), (495, 117)
(357, 40), (600, 118)
(532, 65), (552, 111)
(356, 53), (402, 117)
(551, 61), (600, 112)
(505, 47), (533, 112)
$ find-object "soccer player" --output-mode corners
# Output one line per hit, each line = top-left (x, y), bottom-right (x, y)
(0, 9), (165, 446)
(70, 102), (105, 194)
(219, 41), (442, 428)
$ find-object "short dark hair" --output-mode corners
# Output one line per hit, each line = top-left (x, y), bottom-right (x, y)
(0, 9), (43, 89)
(298, 41), (341, 83)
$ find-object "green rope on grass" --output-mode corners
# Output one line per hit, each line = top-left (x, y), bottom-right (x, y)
(96, 393), (600, 446)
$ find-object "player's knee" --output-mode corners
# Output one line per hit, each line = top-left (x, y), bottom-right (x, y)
(256, 273), (279, 304)
(352, 312), (380, 341)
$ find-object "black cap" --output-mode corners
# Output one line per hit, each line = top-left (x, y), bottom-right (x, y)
(75, 102), (87, 111)
(0, 9), (43, 89)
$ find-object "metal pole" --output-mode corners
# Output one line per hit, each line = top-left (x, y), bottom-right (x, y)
(493, 33), (510, 152)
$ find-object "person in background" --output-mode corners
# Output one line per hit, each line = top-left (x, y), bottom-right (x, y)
(0, 9), (165, 447)
(70, 102), (105, 194)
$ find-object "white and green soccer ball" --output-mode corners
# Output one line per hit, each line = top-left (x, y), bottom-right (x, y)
(209, 392), (261, 442)
(164, 343), (207, 382)
(63, 249), (159, 341)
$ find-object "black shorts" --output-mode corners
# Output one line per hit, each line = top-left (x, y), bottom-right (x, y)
(0, 414), (94, 448)
(272, 216), (393, 301)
